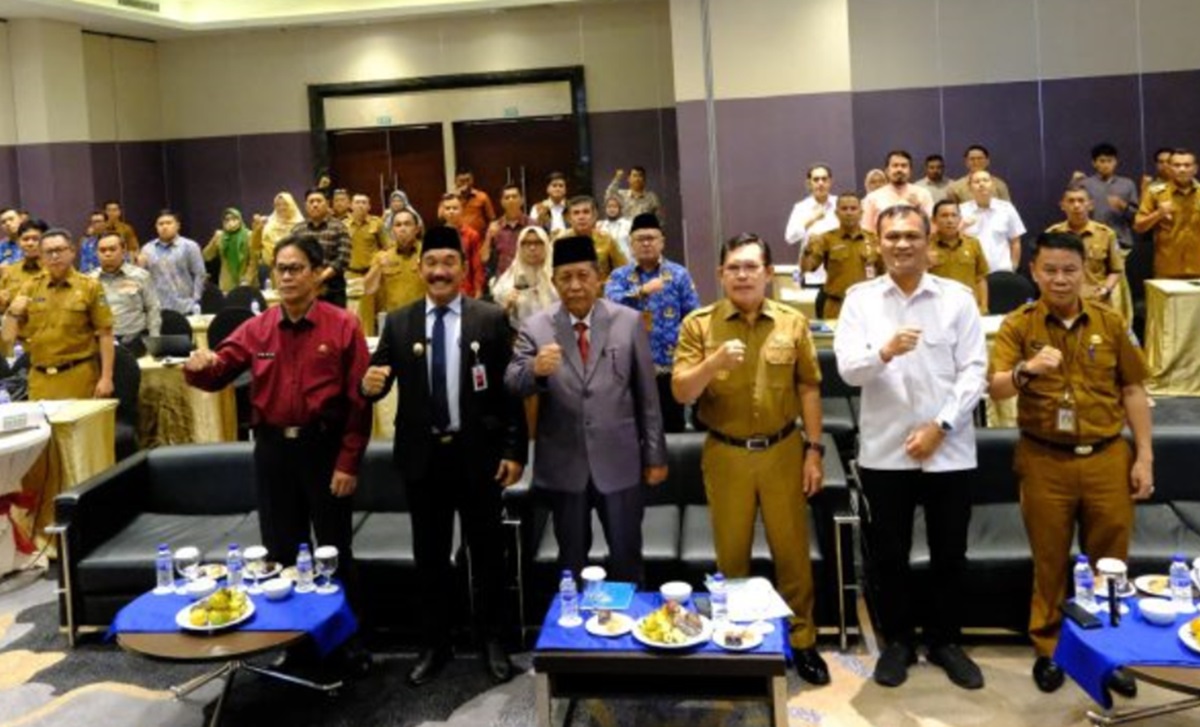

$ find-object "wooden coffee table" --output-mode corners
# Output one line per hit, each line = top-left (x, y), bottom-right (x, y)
(118, 630), (341, 727)
(533, 647), (789, 727)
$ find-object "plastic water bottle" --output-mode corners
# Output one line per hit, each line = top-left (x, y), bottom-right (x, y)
(1170, 553), (1194, 613)
(1073, 555), (1097, 611)
(295, 543), (315, 593)
(226, 543), (244, 590)
(154, 543), (173, 594)
(710, 572), (729, 623)
(0, 388), (10, 405)
(557, 570), (581, 627)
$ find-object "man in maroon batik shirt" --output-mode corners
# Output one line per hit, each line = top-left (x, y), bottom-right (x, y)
(185, 233), (370, 619)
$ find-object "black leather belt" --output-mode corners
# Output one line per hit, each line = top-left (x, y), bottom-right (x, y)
(707, 421), (797, 452)
(34, 357), (93, 375)
(1021, 432), (1120, 457)
(256, 423), (327, 440)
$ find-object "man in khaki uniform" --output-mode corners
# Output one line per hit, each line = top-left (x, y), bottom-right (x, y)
(553, 196), (628, 282)
(0, 220), (47, 313)
(800, 193), (881, 319)
(989, 231), (1153, 695)
(362, 208), (426, 335)
(1, 228), (114, 400)
(928, 200), (989, 312)
(1047, 187), (1125, 306)
(1134, 148), (1200, 278)
(673, 233), (829, 686)
(346, 193), (390, 277)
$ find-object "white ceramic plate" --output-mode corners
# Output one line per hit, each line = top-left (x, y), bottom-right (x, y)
(1135, 574), (1171, 598)
(632, 614), (712, 650)
(1177, 619), (1200, 655)
(711, 625), (764, 652)
(175, 597), (256, 633)
(585, 612), (634, 638)
(245, 561), (283, 581)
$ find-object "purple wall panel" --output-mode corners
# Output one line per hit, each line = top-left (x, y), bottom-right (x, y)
(236, 132), (313, 218)
(851, 86), (943, 188)
(674, 101), (717, 301)
(16, 142), (94, 229)
(1040, 75), (1143, 207)
(941, 81), (1047, 231)
(164, 137), (241, 239)
(118, 141), (167, 238)
(589, 108), (683, 261)
(90, 142), (120, 217)
(1141, 70), (1200, 156)
(0, 146), (19, 210)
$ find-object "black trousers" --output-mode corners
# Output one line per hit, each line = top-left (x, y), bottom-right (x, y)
(859, 467), (972, 647)
(655, 372), (685, 434)
(253, 431), (359, 612)
(408, 435), (508, 647)
(543, 480), (645, 585)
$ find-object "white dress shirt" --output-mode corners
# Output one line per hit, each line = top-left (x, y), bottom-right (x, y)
(959, 198), (1026, 273)
(784, 195), (838, 285)
(861, 184), (935, 234)
(834, 274), (987, 472)
(425, 295), (463, 432)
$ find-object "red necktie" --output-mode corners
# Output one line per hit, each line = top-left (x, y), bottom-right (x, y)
(574, 321), (590, 364)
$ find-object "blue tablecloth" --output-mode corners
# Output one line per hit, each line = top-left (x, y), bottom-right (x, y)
(1055, 599), (1200, 708)
(109, 584), (357, 658)
(535, 592), (790, 659)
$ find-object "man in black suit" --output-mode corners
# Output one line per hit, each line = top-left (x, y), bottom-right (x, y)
(361, 226), (527, 686)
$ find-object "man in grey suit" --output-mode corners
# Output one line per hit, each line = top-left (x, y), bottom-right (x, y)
(505, 235), (668, 583)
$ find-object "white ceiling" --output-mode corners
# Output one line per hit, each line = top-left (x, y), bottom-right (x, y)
(0, 0), (603, 39)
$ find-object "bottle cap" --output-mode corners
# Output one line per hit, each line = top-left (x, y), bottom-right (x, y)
(1076, 554), (1088, 563)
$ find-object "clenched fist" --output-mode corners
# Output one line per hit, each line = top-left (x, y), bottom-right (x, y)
(534, 343), (563, 377)
(1026, 346), (1063, 376)
(184, 348), (219, 372)
(361, 365), (392, 396)
(710, 339), (746, 372)
(882, 326), (922, 361)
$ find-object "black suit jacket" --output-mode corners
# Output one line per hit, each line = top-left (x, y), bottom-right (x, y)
(366, 296), (527, 484)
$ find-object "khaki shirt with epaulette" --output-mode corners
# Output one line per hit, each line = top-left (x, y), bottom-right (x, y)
(928, 233), (988, 291)
(1045, 220), (1123, 298)
(16, 269), (113, 367)
(1137, 179), (1200, 277)
(375, 247), (426, 313)
(346, 215), (390, 273)
(800, 227), (881, 298)
(673, 297), (821, 439)
(990, 298), (1148, 443)
(0, 260), (43, 312)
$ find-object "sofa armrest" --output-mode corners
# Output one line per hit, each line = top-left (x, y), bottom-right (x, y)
(54, 450), (151, 558)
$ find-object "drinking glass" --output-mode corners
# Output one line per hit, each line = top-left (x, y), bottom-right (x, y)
(244, 545), (268, 595)
(581, 566), (608, 607)
(173, 546), (200, 595)
(314, 545), (339, 595)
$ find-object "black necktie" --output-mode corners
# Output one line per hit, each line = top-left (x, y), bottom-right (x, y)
(431, 306), (450, 431)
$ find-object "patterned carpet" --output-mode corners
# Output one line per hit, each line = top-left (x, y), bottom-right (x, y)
(2, 569), (1199, 726)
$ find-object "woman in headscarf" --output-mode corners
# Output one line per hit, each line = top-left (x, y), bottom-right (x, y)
(203, 208), (254, 291)
(596, 194), (632, 260)
(490, 225), (558, 329)
(249, 192), (303, 288)
(381, 188), (424, 234)
(864, 168), (887, 194)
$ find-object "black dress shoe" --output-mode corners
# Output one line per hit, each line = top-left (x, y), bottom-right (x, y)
(1033, 657), (1065, 693)
(407, 647), (452, 687)
(1107, 668), (1138, 698)
(482, 639), (514, 684)
(794, 648), (831, 685)
(926, 644), (984, 690)
(874, 642), (917, 688)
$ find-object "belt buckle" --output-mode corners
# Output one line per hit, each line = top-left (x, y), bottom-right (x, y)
(745, 436), (770, 452)
(1074, 444), (1093, 456)
(46, 366), (58, 375)
(438, 434), (454, 445)
(283, 426), (301, 439)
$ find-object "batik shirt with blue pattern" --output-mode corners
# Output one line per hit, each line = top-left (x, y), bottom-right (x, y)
(0, 239), (21, 266)
(605, 258), (701, 368)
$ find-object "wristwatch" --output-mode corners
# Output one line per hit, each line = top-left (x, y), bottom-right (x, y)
(937, 420), (953, 433)
(804, 441), (826, 456)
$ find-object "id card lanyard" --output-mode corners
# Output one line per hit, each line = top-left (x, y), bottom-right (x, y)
(1056, 324), (1086, 434)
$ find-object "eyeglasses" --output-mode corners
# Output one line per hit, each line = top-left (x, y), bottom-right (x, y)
(43, 247), (71, 258)
(722, 263), (763, 276)
(631, 235), (661, 245)
(274, 263), (310, 276)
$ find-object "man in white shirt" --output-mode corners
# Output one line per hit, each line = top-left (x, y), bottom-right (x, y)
(834, 203), (988, 691)
(861, 151), (935, 233)
(784, 164), (838, 286)
(959, 170), (1026, 273)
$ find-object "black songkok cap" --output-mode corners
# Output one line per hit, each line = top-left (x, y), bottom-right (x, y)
(630, 213), (661, 234)
(552, 235), (598, 267)
(423, 225), (462, 255)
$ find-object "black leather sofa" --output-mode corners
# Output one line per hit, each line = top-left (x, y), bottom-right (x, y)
(505, 432), (854, 640)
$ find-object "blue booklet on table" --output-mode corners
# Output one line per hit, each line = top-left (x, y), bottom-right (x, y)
(580, 582), (635, 611)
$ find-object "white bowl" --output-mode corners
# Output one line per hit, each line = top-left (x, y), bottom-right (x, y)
(659, 581), (692, 603)
(185, 577), (217, 601)
(261, 577), (293, 602)
(1139, 598), (1177, 626)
